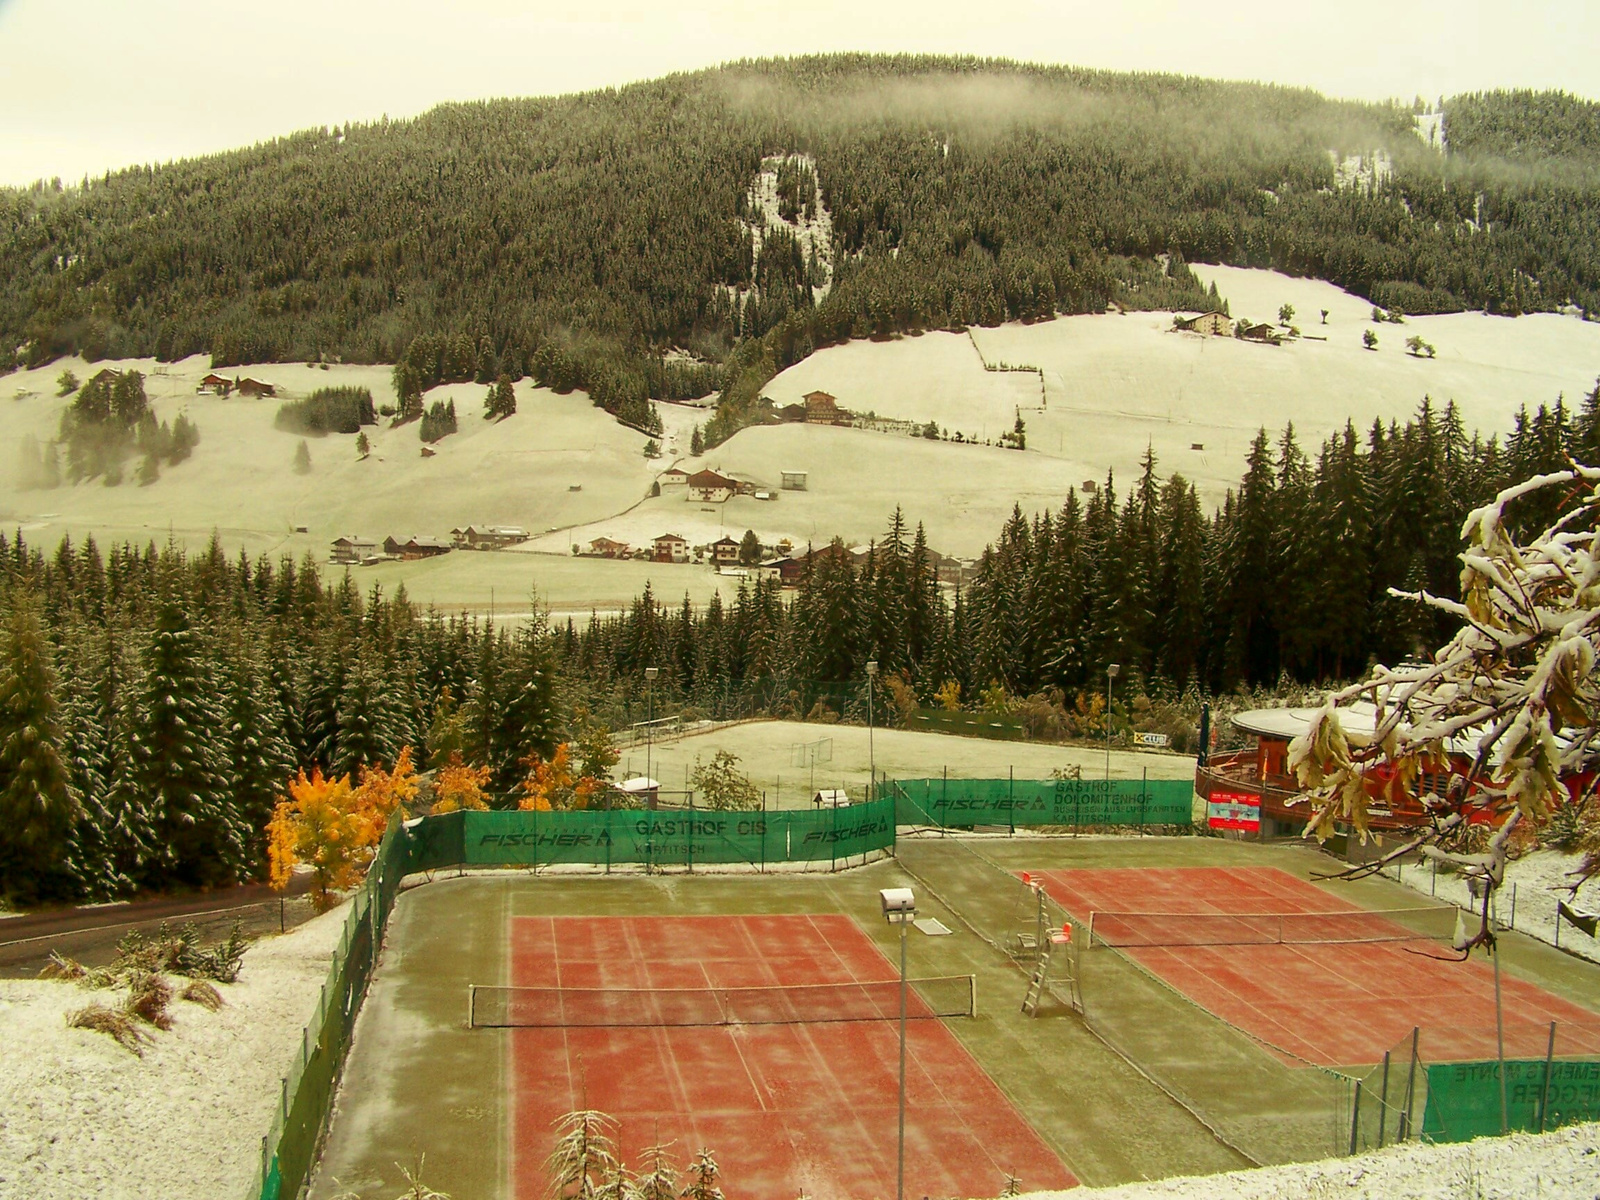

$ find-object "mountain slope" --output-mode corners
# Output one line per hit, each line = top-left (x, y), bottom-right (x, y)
(3, 58), (1599, 435)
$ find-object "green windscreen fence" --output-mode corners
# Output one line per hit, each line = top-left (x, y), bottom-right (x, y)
(254, 813), (408, 1200)
(412, 798), (896, 871)
(1421, 1059), (1600, 1142)
(891, 777), (1195, 827)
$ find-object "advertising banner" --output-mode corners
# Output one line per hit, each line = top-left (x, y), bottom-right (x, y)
(1207, 790), (1261, 831)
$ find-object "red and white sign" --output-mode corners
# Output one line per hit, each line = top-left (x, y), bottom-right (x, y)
(1207, 791), (1261, 832)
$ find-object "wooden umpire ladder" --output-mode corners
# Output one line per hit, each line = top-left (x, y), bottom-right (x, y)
(1019, 876), (1082, 1016)
(1021, 936), (1053, 1016)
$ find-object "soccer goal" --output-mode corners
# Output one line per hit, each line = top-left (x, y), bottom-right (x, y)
(789, 736), (834, 768)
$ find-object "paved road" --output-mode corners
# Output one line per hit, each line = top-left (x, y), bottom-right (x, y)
(0, 874), (319, 978)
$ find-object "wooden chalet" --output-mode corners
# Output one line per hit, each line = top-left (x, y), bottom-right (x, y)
(710, 535), (742, 565)
(197, 373), (233, 396)
(802, 390), (852, 425)
(236, 377), (277, 397)
(383, 536), (452, 560)
(588, 537), (630, 558)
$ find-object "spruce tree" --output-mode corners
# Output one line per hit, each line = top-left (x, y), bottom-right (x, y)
(0, 596), (76, 902)
(130, 595), (243, 888)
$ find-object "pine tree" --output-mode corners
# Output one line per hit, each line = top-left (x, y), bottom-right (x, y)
(129, 594), (243, 888)
(690, 425), (704, 455)
(0, 595), (76, 902)
(222, 631), (297, 860)
(332, 646), (403, 777)
(293, 439), (312, 474)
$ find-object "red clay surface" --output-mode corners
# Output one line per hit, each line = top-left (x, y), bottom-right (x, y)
(1033, 866), (1600, 1066)
(510, 914), (1075, 1200)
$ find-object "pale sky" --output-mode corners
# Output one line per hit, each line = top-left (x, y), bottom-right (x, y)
(0, 0), (1595, 187)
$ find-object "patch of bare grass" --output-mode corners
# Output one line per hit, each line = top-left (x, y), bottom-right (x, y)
(67, 1002), (151, 1056)
(179, 978), (224, 1010)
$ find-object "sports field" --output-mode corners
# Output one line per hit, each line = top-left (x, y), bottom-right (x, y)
(309, 836), (1600, 1199)
(1036, 866), (1600, 1066)
(504, 914), (1072, 1200)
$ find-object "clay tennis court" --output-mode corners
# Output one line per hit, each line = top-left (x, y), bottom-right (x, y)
(1033, 866), (1600, 1066)
(506, 913), (1074, 1200)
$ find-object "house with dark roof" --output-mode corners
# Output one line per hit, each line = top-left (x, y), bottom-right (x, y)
(687, 469), (738, 503)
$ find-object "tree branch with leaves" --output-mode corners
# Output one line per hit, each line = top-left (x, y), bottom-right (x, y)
(1288, 466), (1600, 952)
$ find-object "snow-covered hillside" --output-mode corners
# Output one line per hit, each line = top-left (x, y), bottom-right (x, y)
(0, 903), (348, 1200)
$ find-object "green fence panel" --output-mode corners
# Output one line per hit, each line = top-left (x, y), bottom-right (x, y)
(448, 797), (896, 871)
(891, 778), (1193, 827)
(1421, 1059), (1600, 1142)
(406, 809), (465, 872)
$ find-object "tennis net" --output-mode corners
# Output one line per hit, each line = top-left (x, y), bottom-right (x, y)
(1088, 905), (1463, 949)
(468, 974), (976, 1028)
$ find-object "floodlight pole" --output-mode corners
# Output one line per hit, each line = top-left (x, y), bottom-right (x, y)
(897, 908), (907, 1200)
(879, 887), (915, 1200)
(645, 666), (659, 807)
(1105, 664), (1121, 791)
(866, 660), (879, 802)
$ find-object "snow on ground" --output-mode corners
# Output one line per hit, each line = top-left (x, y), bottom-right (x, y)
(524, 421), (1101, 559)
(1381, 847), (1600, 966)
(1030, 1120), (1600, 1199)
(0, 353), (663, 573)
(620, 719), (1193, 804)
(9, 268), (1600, 606)
(0, 900), (349, 1200)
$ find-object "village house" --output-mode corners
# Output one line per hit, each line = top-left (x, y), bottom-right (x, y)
(235, 377), (277, 398)
(382, 536), (452, 560)
(657, 467), (689, 490)
(710, 536), (742, 565)
(802, 390), (852, 425)
(588, 537), (630, 558)
(687, 469), (739, 503)
(329, 535), (377, 564)
(196, 373), (233, 396)
(776, 402), (808, 423)
(451, 525), (529, 549)
(652, 533), (688, 563)
(1239, 322), (1281, 344)
(1175, 311), (1231, 336)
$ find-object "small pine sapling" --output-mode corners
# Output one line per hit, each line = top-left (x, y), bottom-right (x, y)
(294, 439), (312, 474)
(680, 1149), (723, 1200)
(632, 1140), (679, 1200)
(546, 1109), (622, 1200)
(1362, 329), (1378, 351)
(1000, 1173), (1022, 1197)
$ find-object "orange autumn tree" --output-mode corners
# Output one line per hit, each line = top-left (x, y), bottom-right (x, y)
(267, 747), (418, 912)
(433, 752), (492, 813)
(518, 743), (601, 811)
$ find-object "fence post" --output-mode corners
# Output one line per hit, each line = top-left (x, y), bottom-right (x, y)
(1377, 1050), (1392, 1148)
(1399, 1026), (1419, 1141)
(1009, 766), (1014, 837)
(1141, 767), (1148, 835)
(1539, 1021), (1557, 1133)
(1511, 883), (1518, 930)
(1348, 1079), (1362, 1155)
(942, 766), (948, 837)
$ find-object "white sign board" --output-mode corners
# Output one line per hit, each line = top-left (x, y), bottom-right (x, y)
(1134, 731), (1170, 747)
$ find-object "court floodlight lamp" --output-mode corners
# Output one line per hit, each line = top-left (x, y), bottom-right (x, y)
(880, 886), (916, 923)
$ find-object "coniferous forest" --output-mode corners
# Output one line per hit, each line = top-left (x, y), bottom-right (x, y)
(555, 386), (1600, 729)
(2, 384), (1595, 904)
(3, 58), (1600, 438)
